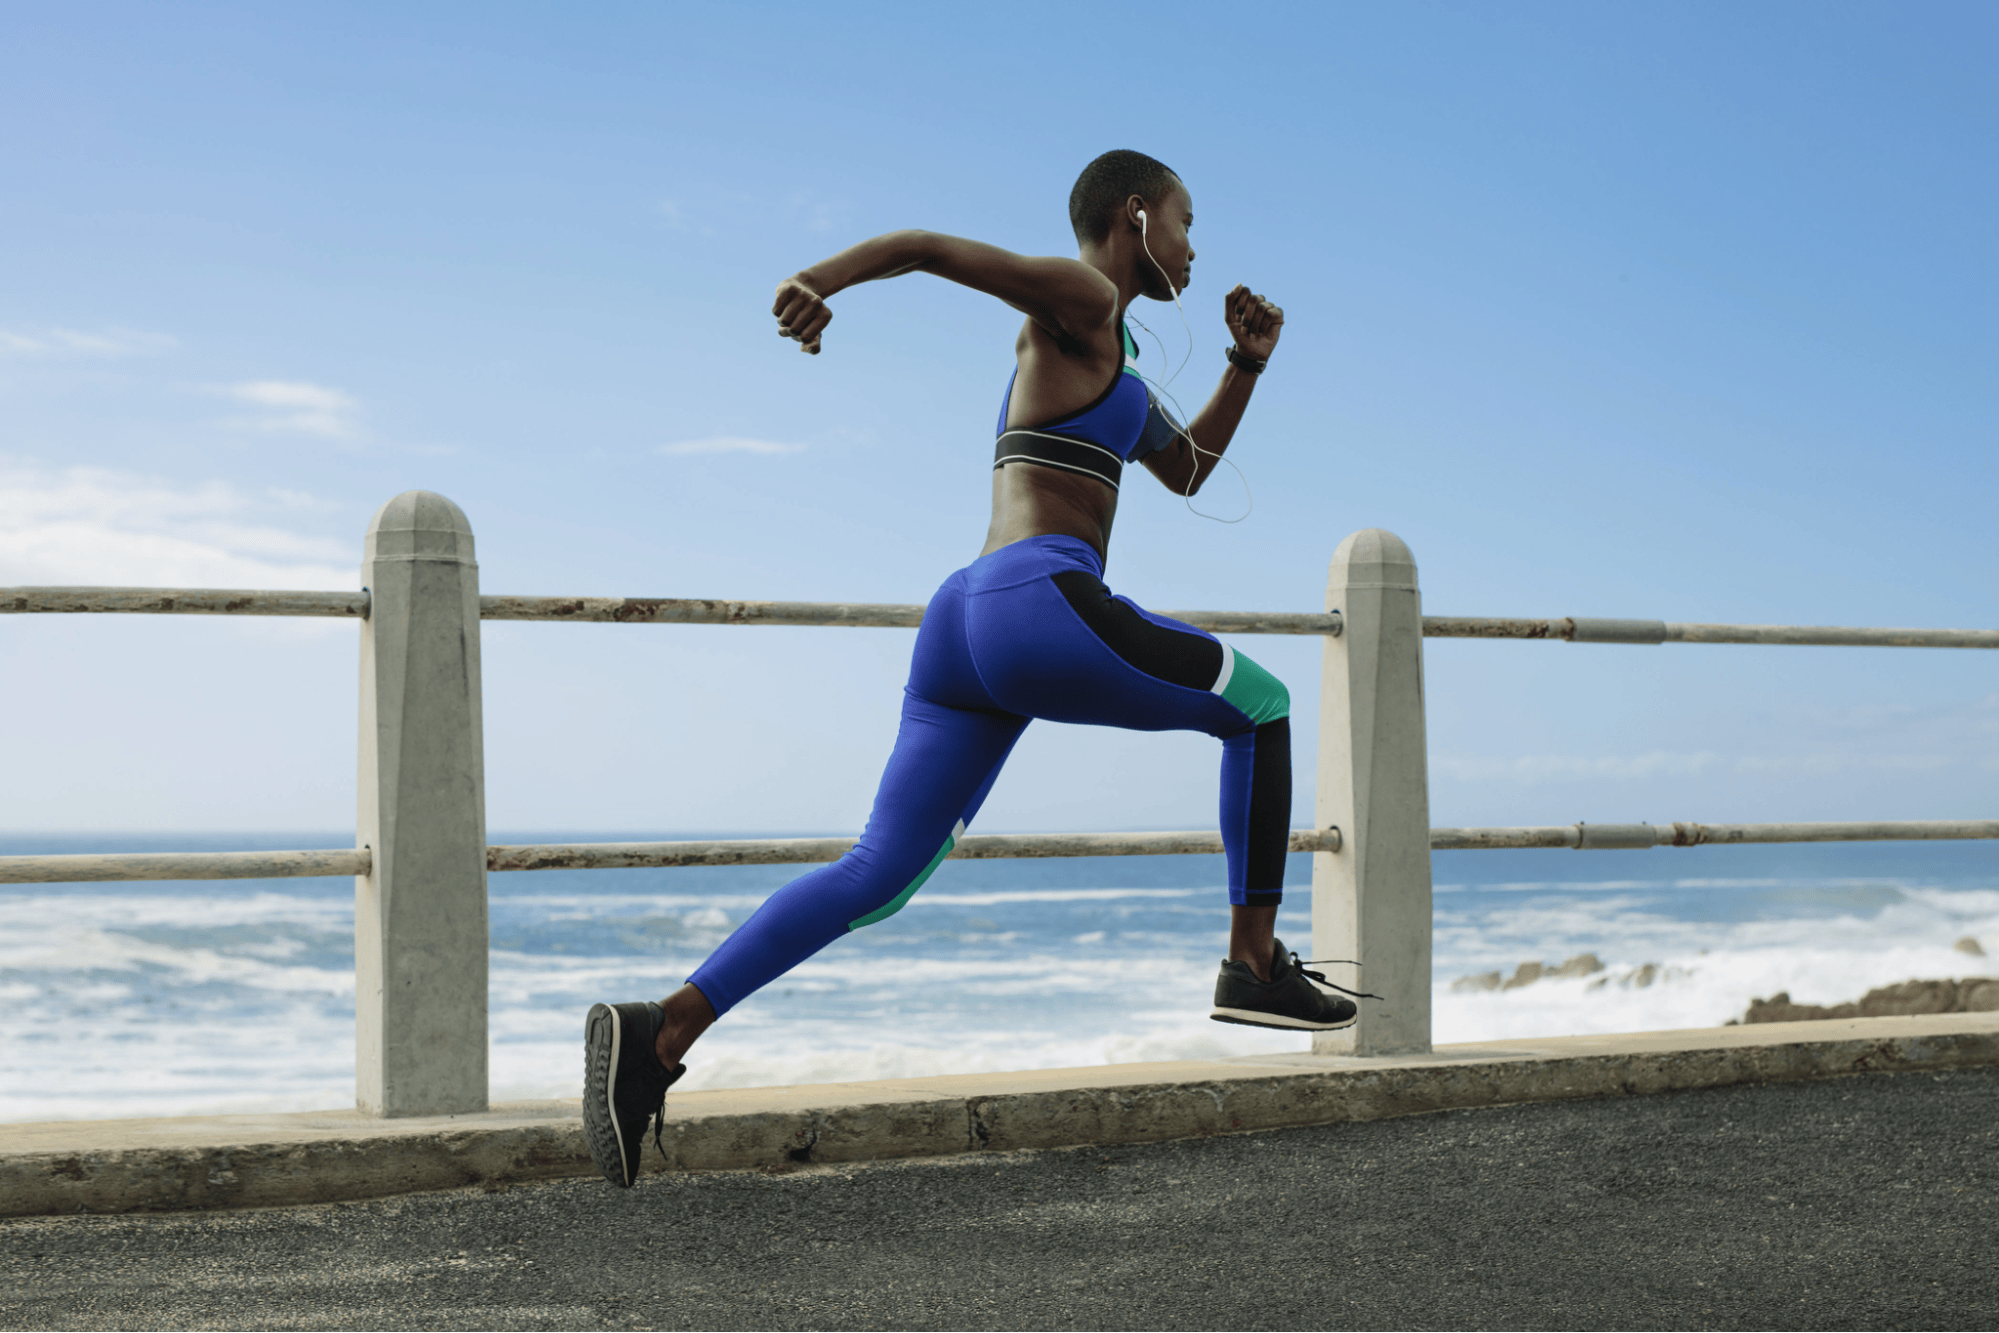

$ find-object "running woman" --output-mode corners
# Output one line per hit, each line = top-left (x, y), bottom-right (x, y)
(584, 150), (1357, 1188)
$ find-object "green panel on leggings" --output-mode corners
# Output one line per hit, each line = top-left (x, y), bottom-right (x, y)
(848, 831), (956, 930)
(1221, 651), (1290, 725)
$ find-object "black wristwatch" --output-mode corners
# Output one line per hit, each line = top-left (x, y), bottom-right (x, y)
(1225, 345), (1267, 375)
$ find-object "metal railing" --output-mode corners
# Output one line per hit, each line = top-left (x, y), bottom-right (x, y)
(12, 820), (1999, 884)
(15, 586), (1999, 649)
(6, 490), (1994, 1114)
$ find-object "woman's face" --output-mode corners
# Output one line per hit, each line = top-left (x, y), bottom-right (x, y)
(1141, 180), (1195, 299)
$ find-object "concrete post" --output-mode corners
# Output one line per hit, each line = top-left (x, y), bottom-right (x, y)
(356, 491), (489, 1116)
(1311, 529), (1434, 1056)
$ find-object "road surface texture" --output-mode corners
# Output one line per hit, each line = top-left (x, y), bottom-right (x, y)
(2, 1066), (1994, 1331)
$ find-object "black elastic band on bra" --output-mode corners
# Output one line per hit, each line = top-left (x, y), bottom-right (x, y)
(992, 430), (1122, 490)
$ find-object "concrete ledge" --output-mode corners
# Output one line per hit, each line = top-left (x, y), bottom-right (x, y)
(5, 1012), (1996, 1217)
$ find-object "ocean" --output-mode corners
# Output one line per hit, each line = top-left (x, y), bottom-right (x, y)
(2, 833), (1994, 1123)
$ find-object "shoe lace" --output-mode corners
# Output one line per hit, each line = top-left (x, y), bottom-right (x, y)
(1296, 954), (1383, 1001)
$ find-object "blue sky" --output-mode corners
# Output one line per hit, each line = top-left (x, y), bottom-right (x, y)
(2, 1), (1993, 836)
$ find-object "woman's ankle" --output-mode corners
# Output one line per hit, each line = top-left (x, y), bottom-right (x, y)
(653, 983), (716, 1069)
(1227, 904), (1279, 981)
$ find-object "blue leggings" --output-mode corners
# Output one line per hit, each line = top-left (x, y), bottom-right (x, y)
(686, 535), (1292, 1016)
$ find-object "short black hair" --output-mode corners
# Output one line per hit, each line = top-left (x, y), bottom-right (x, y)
(1068, 150), (1181, 245)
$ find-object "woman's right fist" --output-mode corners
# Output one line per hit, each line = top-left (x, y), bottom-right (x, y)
(771, 277), (831, 355)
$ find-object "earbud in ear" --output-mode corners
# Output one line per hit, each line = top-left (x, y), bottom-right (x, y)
(1136, 209), (1148, 229)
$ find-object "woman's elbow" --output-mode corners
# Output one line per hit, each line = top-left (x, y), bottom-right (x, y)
(894, 229), (941, 266)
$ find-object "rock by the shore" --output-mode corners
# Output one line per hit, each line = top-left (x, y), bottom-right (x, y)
(1736, 977), (1999, 1024)
(1451, 954), (1605, 993)
(1582, 961), (1694, 991)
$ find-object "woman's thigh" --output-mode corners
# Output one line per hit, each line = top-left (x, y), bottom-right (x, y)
(966, 567), (1285, 737)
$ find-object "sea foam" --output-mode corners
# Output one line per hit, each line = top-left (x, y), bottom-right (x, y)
(2, 840), (1992, 1121)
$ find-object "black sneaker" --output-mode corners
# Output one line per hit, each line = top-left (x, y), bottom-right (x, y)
(1210, 937), (1369, 1031)
(583, 1001), (685, 1188)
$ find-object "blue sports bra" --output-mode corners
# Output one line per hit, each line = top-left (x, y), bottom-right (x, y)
(992, 323), (1183, 491)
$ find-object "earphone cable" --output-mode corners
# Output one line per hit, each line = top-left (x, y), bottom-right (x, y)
(1136, 211), (1253, 525)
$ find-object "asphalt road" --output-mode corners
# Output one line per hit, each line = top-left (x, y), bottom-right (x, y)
(3, 1066), (1995, 1331)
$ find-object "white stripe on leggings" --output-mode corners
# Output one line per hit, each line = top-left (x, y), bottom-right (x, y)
(1210, 641), (1236, 696)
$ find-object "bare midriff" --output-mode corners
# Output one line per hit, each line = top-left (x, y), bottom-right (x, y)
(979, 463), (1118, 563)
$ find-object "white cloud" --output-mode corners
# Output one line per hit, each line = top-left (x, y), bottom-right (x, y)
(657, 436), (806, 456)
(227, 381), (352, 411)
(0, 327), (175, 357)
(0, 463), (356, 589)
(785, 186), (853, 233)
(221, 380), (359, 438)
(653, 179), (852, 236)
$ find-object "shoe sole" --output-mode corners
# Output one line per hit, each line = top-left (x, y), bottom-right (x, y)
(583, 1002), (633, 1188)
(1210, 1005), (1359, 1031)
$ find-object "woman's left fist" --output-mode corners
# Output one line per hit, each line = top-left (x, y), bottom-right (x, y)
(1225, 284), (1283, 361)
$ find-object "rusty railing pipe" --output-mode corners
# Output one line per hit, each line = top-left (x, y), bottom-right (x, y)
(10, 587), (1993, 647)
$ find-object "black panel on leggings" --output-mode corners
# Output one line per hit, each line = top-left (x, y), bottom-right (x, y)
(1244, 718), (1292, 900)
(1050, 570), (1223, 691)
